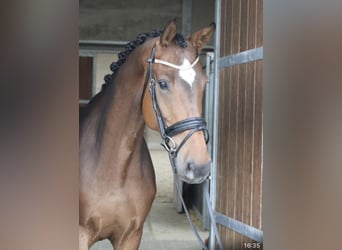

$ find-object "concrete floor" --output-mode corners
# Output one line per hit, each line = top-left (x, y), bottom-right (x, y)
(90, 129), (208, 250)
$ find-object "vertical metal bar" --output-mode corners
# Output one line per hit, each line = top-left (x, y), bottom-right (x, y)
(92, 54), (97, 97)
(209, 0), (221, 249)
(205, 52), (215, 155)
(203, 52), (215, 230)
(182, 0), (192, 35)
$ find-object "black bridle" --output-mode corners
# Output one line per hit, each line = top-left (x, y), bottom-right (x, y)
(141, 44), (209, 171)
(141, 44), (224, 250)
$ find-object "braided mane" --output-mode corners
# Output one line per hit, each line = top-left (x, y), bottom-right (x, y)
(101, 29), (188, 90)
(80, 29), (188, 120)
(101, 30), (161, 90)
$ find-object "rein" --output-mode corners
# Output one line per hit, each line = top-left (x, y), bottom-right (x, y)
(142, 44), (224, 250)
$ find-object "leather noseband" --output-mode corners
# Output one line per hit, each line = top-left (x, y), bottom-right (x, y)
(141, 44), (209, 169)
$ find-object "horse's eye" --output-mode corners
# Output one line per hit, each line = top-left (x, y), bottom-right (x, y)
(158, 79), (168, 90)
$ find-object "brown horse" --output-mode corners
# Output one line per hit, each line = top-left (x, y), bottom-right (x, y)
(79, 20), (215, 250)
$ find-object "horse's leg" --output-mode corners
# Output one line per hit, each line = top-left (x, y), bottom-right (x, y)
(110, 220), (144, 250)
(79, 225), (90, 250)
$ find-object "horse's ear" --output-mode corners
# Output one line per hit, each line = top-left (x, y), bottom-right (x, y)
(189, 22), (216, 50)
(160, 19), (177, 47)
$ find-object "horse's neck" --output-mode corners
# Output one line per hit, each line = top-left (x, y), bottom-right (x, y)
(99, 66), (145, 155)
(81, 54), (147, 180)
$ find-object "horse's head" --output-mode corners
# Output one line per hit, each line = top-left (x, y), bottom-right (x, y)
(142, 20), (215, 184)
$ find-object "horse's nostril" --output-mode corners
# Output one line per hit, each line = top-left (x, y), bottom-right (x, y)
(185, 161), (210, 176)
(182, 161), (211, 183)
(186, 161), (195, 172)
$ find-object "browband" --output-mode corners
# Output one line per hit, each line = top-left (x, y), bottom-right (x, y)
(154, 56), (199, 70)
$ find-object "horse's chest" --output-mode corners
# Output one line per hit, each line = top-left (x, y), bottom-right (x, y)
(88, 183), (155, 237)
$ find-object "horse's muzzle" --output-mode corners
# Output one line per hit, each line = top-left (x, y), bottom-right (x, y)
(179, 160), (211, 184)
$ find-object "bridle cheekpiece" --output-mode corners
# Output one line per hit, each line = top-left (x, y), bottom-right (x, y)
(141, 44), (209, 173)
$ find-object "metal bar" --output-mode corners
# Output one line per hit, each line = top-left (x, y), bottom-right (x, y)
(205, 52), (215, 158)
(79, 39), (214, 53)
(79, 40), (128, 46)
(219, 47), (263, 68)
(209, 0), (221, 249)
(79, 40), (127, 52)
(79, 99), (89, 105)
(182, 0), (192, 35)
(203, 52), (214, 231)
(216, 213), (264, 243)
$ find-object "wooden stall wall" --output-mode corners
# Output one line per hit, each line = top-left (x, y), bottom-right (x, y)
(216, 0), (263, 249)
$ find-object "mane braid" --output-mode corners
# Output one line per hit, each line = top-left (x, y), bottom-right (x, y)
(174, 33), (188, 48)
(101, 29), (162, 90)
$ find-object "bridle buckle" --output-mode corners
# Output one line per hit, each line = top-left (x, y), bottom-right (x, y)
(161, 136), (177, 153)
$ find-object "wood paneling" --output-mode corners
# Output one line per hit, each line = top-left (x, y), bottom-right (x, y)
(216, 1), (263, 249)
(79, 56), (93, 100)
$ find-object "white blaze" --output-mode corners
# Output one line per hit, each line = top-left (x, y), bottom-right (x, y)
(179, 58), (196, 87)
